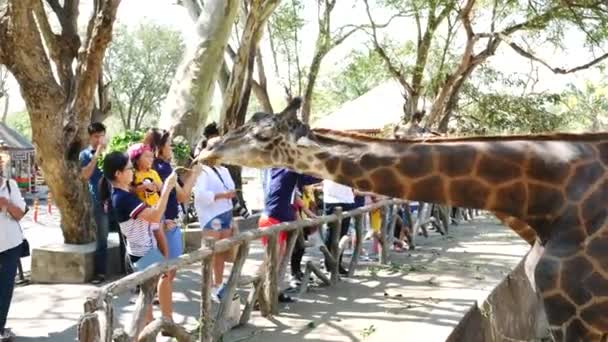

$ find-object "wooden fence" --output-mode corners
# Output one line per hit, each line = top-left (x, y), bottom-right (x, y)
(77, 199), (406, 342)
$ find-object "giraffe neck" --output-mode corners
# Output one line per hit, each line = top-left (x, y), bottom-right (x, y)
(287, 129), (604, 241)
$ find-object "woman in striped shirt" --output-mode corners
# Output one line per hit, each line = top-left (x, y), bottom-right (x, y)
(100, 151), (176, 335)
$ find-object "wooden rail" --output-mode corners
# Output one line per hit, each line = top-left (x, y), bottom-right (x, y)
(77, 199), (406, 342)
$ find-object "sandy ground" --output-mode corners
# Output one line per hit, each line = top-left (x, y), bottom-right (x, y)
(8, 214), (529, 341)
(223, 216), (530, 342)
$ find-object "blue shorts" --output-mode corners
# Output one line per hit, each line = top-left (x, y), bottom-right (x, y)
(165, 226), (183, 259)
(203, 210), (233, 231)
(130, 248), (164, 272)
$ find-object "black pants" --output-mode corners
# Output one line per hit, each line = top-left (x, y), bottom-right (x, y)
(0, 245), (20, 333)
(324, 203), (354, 268)
(290, 229), (311, 276)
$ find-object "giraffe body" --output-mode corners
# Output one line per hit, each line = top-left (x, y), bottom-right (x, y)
(198, 98), (608, 341)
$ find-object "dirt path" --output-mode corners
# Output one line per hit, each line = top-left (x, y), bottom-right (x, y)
(223, 216), (530, 342)
(8, 215), (528, 341)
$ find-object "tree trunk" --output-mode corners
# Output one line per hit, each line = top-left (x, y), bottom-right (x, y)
(301, 49), (326, 124)
(251, 48), (273, 113)
(219, 0), (280, 133)
(1, 94), (8, 123)
(158, 0), (240, 145)
(0, 0), (121, 244)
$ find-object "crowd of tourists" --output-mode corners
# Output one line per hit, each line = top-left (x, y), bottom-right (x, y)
(0, 113), (452, 340)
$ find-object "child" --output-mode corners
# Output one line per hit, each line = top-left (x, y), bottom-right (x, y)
(129, 143), (163, 215)
(127, 141), (163, 235)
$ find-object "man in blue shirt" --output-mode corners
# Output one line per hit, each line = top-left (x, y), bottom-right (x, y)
(79, 122), (108, 284)
(259, 167), (320, 302)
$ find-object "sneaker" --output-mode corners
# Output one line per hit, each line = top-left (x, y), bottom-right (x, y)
(289, 275), (302, 288)
(212, 283), (227, 303)
(0, 328), (16, 341)
(278, 293), (295, 303)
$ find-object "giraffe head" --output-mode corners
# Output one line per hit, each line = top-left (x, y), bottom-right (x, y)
(196, 97), (319, 171)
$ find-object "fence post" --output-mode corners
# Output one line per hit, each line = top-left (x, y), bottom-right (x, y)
(200, 238), (215, 342)
(263, 232), (279, 316)
(348, 213), (364, 277)
(379, 204), (393, 265)
(330, 207), (343, 285)
(213, 241), (250, 339)
(278, 229), (299, 282)
(79, 297), (101, 342)
(128, 277), (157, 338)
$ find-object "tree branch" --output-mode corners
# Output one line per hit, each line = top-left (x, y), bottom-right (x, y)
(70, 0), (121, 127)
(362, 0), (413, 95)
(32, 1), (62, 72)
(0, 5), (7, 65)
(501, 35), (608, 74)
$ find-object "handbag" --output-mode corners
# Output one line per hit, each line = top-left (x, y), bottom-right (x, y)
(6, 179), (30, 258)
(209, 167), (250, 219)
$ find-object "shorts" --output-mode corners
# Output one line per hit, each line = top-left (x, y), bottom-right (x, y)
(203, 210), (233, 231)
(130, 248), (164, 272)
(165, 226), (183, 259)
(258, 215), (288, 246)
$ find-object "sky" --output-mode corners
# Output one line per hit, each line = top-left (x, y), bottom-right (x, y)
(4, 0), (602, 117)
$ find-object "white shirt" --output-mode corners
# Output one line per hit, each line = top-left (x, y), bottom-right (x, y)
(194, 166), (235, 227)
(323, 179), (354, 204)
(0, 178), (27, 253)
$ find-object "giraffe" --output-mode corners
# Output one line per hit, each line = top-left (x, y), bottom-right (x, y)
(394, 110), (539, 246)
(196, 98), (608, 341)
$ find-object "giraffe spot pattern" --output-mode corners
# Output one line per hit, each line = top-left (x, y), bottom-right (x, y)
(486, 142), (527, 164)
(341, 159), (364, 178)
(565, 319), (601, 342)
(325, 157), (340, 174)
(435, 145), (477, 177)
(410, 175), (447, 204)
(580, 299), (608, 332)
(584, 272), (608, 297)
(581, 185), (608, 236)
(369, 168), (403, 198)
(546, 226), (586, 258)
(535, 256), (561, 293)
(542, 294), (577, 326)
(355, 179), (373, 192)
(585, 235), (608, 274)
(359, 153), (394, 170)
(493, 182), (527, 217)
(560, 255), (594, 305)
(448, 179), (490, 209)
(397, 145), (433, 178)
(527, 156), (571, 184)
(565, 162), (604, 201)
(526, 184), (564, 217)
(476, 155), (522, 184)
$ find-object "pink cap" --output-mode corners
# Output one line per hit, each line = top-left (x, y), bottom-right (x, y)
(127, 143), (152, 161)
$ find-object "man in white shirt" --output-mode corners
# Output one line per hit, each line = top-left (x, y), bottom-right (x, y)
(322, 179), (355, 275)
(0, 154), (27, 342)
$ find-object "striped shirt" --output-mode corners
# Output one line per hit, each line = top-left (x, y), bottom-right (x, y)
(112, 188), (158, 257)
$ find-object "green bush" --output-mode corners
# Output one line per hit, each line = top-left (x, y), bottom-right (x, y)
(98, 130), (191, 167)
